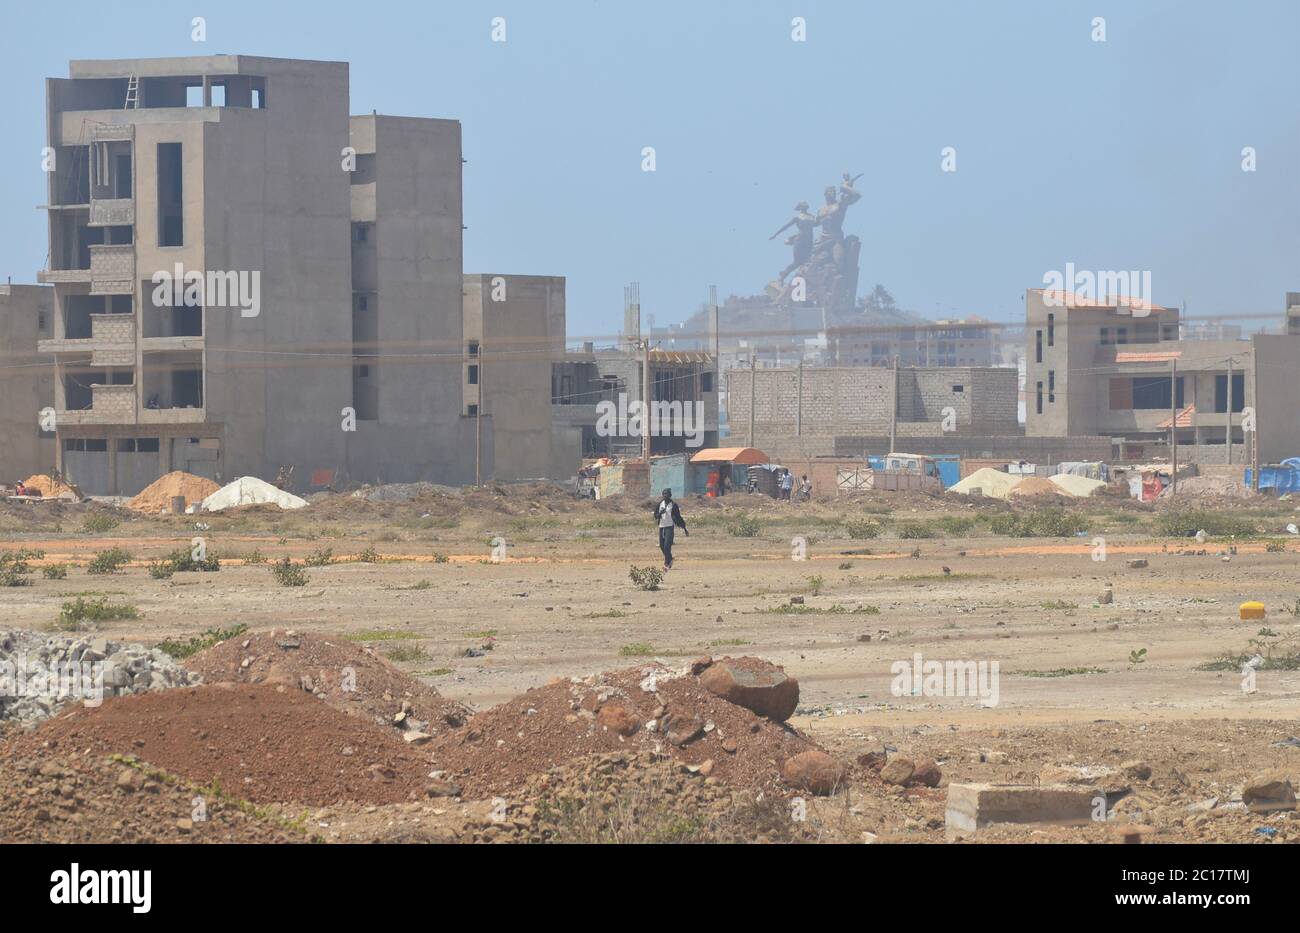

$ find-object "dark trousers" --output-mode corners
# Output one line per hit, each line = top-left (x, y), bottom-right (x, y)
(658, 526), (675, 567)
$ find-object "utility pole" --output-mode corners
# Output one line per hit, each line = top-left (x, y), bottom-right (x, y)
(1170, 358), (1177, 497)
(889, 354), (899, 454)
(475, 341), (483, 485)
(641, 337), (651, 462)
(748, 352), (756, 448)
(1226, 357), (1233, 466)
(1250, 358), (1260, 491)
(710, 286), (719, 447)
(796, 358), (803, 437)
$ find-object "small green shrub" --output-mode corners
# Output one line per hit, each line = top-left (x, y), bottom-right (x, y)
(0, 549), (43, 586)
(270, 558), (309, 587)
(938, 515), (977, 535)
(728, 516), (761, 538)
(57, 596), (139, 630)
(165, 547), (220, 573)
(41, 563), (68, 580)
(86, 548), (131, 575)
(80, 514), (120, 534)
(844, 519), (880, 539)
(303, 547), (335, 567)
(1154, 509), (1257, 539)
(147, 559), (175, 580)
(896, 522), (937, 539)
(354, 545), (381, 563)
(629, 565), (664, 591)
(156, 623), (250, 659)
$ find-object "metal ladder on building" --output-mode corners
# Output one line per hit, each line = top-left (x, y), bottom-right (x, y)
(123, 75), (139, 109)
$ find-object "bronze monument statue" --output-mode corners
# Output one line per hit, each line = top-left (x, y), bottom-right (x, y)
(768, 172), (863, 313)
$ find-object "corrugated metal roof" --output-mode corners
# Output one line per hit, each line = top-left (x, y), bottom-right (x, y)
(689, 447), (768, 464)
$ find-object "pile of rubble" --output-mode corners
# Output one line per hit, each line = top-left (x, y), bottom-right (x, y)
(0, 630), (199, 724)
(183, 629), (470, 736)
(428, 655), (836, 798)
(0, 752), (301, 843)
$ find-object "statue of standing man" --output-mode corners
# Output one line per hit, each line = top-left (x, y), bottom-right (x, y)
(769, 200), (817, 286)
(812, 172), (862, 268)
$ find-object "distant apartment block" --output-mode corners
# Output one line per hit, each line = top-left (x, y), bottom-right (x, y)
(462, 274), (567, 480)
(1024, 289), (1300, 464)
(34, 55), (476, 495)
(826, 316), (1001, 368)
(0, 284), (56, 480)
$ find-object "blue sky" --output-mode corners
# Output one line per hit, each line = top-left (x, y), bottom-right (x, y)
(1, 0), (1296, 339)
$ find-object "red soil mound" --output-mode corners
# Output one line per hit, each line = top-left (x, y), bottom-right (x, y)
(8, 684), (431, 806)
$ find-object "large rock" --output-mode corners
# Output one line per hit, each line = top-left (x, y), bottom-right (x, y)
(880, 757), (915, 786)
(1242, 771), (1296, 813)
(697, 657), (799, 722)
(782, 751), (847, 796)
(597, 703), (639, 737)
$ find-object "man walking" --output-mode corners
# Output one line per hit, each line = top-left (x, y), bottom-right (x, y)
(653, 488), (688, 571)
(780, 469), (794, 501)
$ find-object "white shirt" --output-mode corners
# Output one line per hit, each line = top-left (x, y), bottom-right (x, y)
(657, 500), (675, 528)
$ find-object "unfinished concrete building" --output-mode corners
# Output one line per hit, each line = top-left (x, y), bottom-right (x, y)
(1025, 288), (1300, 464)
(0, 284), (57, 480)
(552, 347), (720, 467)
(34, 55), (477, 495)
(462, 274), (566, 480)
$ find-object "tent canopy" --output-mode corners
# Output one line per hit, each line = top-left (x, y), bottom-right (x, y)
(690, 447), (768, 465)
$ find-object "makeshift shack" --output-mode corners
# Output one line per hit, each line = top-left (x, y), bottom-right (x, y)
(689, 447), (768, 497)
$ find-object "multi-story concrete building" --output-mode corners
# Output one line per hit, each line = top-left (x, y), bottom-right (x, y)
(0, 284), (57, 480)
(462, 274), (566, 480)
(34, 55), (476, 495)
(1025, 288), (1300, 464)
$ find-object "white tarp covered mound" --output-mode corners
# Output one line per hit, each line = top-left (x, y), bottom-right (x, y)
(200, 476), (308, 512)
(947, 468), (1022, 500)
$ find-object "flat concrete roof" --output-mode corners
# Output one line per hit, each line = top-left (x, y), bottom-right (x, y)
(68, 55), (345, 79)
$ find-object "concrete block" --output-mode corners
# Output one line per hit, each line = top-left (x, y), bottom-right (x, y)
(945, 783), (1100, 838)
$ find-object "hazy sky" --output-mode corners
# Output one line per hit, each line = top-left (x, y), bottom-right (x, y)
(1, 0), (1296, 339)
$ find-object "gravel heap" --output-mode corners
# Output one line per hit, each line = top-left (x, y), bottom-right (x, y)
(0, 630), (200, 723)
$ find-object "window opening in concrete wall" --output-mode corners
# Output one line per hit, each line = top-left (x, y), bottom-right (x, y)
(157, 143), (183, 246)
(185, 85), (203, 107)
(1214, 373), (1245, 413)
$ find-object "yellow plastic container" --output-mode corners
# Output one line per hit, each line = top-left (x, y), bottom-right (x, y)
(1239, 601), (1266, 620)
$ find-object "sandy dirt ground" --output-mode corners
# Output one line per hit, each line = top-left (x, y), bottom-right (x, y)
(2, 487), (1298, 842)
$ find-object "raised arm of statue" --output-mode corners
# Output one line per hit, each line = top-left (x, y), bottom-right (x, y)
(769, 217), (796, 240)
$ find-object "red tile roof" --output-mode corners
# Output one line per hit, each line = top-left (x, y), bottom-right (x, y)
(1157, 404), (1195, 429)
